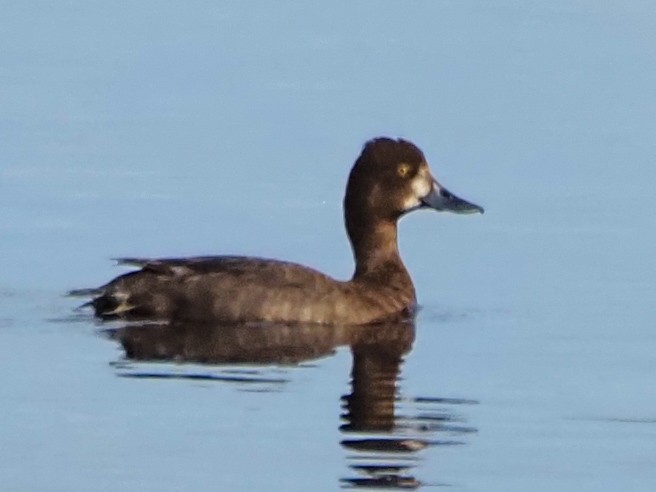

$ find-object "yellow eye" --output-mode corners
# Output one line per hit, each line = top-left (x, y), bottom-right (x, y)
(397, 163), (412, 178)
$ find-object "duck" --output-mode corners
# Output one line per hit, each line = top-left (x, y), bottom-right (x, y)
(70, 137), (483, 325)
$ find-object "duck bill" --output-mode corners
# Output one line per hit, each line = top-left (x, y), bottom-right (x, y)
(421, 180), (484, 214)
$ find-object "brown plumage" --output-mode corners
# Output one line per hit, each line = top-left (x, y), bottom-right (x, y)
(69, 137), (483, 325)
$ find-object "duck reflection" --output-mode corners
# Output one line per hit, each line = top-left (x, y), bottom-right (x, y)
(104, 319), (476, 489)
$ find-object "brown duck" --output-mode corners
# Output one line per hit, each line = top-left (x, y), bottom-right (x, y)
(70, 137), (483, 324)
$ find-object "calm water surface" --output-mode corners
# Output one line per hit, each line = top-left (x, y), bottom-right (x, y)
(1, 1), (655, 490)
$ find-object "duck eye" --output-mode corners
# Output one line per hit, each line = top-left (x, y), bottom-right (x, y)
(397, 163), (412, 178)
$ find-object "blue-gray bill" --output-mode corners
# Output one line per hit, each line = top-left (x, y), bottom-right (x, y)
(421, 181), (484, 214)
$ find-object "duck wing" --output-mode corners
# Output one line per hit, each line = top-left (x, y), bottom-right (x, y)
(71, 256), (344, 322)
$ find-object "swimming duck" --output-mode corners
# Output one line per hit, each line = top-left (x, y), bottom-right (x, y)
(71, 138), (483, 325)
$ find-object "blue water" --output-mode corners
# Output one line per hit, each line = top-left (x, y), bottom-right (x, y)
(2, 1), (655, 490)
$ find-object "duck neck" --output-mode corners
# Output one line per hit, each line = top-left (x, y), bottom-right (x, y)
(347, 218), (409, 280)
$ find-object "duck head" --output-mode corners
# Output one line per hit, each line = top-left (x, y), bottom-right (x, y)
(344, 137), (484, 227)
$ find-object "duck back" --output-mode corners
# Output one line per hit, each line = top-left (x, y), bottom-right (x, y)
(83, 256), (416, 325)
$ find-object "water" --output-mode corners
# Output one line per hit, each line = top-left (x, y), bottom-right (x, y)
(2, 1), (655, 490)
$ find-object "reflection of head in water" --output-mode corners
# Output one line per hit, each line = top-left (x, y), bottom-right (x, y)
(341, 320), (415, 433)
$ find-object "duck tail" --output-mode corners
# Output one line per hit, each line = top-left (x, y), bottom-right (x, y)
(73, 300), (95, 311)
(113, 257), (152, 267)
(66, 287), (104, 298)
(68, 289), (136, 319)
